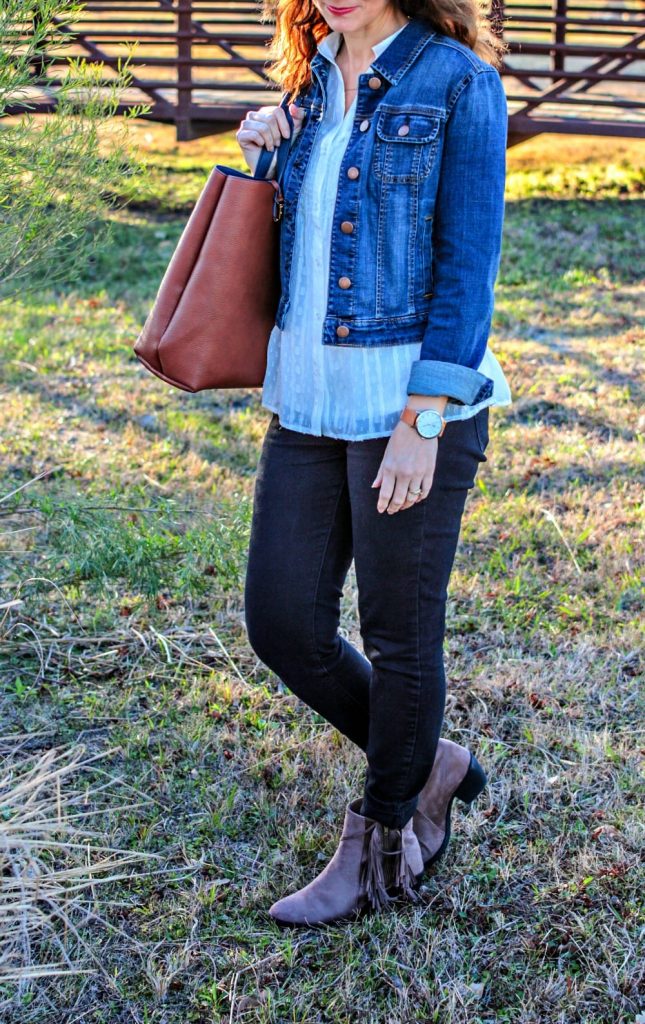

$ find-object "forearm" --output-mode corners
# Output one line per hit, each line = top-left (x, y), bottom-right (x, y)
(406, 393), (448, 415)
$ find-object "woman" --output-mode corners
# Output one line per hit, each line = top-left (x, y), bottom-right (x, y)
(235, 0), (510, 927)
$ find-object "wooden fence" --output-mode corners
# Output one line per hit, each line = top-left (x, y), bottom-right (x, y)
(10, 0), (645, 144)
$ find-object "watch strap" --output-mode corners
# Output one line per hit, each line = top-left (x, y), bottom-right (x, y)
(400, 406), (418, 430)
(399, 405), (446, 437)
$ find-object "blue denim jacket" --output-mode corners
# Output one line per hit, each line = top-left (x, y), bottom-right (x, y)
(273, 18), (508, 407)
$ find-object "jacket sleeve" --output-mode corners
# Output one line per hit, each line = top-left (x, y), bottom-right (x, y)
(406, 67), (508, 405)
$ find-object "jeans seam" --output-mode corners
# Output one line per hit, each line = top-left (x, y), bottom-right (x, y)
(385, 497), (430, 817)
(405, 494), (429, 807)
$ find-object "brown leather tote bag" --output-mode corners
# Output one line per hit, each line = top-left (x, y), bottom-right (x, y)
(134, 97), (294, 392)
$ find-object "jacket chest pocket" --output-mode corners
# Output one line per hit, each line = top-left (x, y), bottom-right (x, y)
(373, 106), (443, 183)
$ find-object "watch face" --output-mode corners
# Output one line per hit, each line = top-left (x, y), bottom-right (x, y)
(415, 409), (443, 439)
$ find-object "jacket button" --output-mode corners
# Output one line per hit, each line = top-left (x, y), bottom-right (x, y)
(336, 325), (350, 338)
(368, 76), (382, 90)
(347, 166), (360, 179)
(340, 220), (354, 233)
(359, 119), (370, 132)
(338, 277), (352, 289)
(397, 124), (410, 136)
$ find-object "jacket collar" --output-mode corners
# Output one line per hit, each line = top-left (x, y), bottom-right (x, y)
(310, 17), (436, 86)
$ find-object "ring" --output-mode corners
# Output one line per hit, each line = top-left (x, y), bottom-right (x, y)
(407, 487), (422, 495)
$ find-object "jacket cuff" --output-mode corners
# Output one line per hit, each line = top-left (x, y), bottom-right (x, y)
(406, 359), (494, 406)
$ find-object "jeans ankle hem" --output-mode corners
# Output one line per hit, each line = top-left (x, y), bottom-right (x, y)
(359, 793), (419, 830)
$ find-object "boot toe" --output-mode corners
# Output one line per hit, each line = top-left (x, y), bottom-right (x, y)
(268, 891), (354, 927)
(268, 894), (302, 925)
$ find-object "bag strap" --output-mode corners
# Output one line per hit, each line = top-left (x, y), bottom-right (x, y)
(253, 92), (295, 183)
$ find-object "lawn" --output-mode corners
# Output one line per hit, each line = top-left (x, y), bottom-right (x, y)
(0, 123), (643, 1024)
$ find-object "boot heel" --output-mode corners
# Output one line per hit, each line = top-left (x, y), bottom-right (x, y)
(454, 753), (487, 805)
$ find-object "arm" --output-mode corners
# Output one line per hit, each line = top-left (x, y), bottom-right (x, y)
(406, 67), (508, 406)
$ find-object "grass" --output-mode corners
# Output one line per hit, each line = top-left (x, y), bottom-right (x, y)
(0, 120), (643, 1023)
(0, 740), (161, 1001)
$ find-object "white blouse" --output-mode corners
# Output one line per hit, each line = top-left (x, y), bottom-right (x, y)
(261, 24), (512, 440)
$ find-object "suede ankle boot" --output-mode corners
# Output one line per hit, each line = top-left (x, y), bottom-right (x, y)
(268, 798), (424, 927)
(413, 738), (488, 871)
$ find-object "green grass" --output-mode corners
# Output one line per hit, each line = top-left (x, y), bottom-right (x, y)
(0, 123), (643, 1024)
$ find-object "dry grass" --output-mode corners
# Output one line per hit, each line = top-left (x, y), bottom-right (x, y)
(0, 739), (165, 1014)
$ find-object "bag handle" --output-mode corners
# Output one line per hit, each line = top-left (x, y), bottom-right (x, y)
(253, 92), (295, 183)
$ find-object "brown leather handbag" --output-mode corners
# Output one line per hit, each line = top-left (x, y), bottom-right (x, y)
(134, 96), (294, 392)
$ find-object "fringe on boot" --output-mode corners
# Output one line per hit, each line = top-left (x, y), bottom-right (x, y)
(361, 821), (422, 912)
(361, 822), (393, 912)
(392, 833), (421, 903)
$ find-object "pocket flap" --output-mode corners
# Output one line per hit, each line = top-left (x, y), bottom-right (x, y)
(376, 107), (442, 144)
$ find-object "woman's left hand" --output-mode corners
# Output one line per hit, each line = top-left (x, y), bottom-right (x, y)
(371, 423), (438, 514)
(371, 395), (448, 514)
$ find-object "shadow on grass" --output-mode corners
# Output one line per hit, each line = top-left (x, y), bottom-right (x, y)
(52, 195), (645, 317)
(505, 399), (641, 441)
(500, 197), (644, 289)
(13, 373), (263, 479)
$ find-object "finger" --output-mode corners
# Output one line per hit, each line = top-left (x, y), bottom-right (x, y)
(376, 470), (396, 513)
(289, 102), (307, 121)
(273, 105), (293, 140)
(399, 478), (424, 511)
(417, 470), (435, 501)
(406, 487), (430, 510)
(255, 104), (284, 137)
(237, 127), (269, 151)
(288, 103), (307, 135)
(246, 112), (281, 149)
(371, 465), (384, 489)
(386, 477), (413, 515)
(240, 117), (275, 150)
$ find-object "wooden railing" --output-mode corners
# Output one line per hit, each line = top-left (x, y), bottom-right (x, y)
(9, 0), (645, 143)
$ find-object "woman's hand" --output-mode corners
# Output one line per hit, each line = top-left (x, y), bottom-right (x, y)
(371, 395), (448, 514)
(235, 102), (306, 176)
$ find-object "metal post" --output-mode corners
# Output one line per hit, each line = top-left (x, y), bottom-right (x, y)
(554, 0), (567, 74)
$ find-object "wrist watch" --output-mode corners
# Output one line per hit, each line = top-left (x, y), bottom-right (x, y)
(399, 405), (446, 439)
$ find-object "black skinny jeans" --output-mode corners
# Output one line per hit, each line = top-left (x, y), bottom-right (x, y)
(244, 408), (490, 829)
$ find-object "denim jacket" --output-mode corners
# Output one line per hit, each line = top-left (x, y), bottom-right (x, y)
(273, 17), (508, 407)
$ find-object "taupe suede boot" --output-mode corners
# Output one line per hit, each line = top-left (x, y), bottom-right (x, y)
(413, 739), (488, 871)
(268, 798), (424, 927)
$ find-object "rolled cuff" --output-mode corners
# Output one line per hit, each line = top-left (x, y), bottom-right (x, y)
(406, 359), (494, 406)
